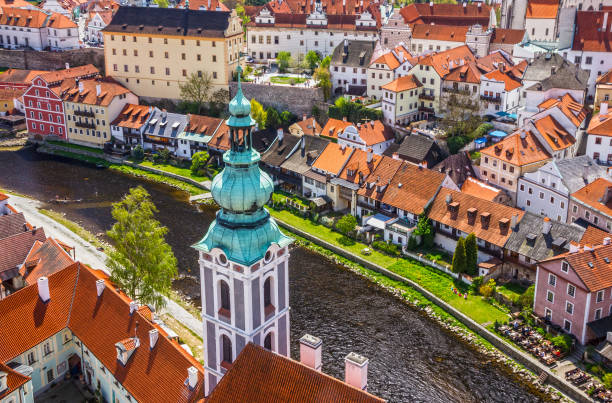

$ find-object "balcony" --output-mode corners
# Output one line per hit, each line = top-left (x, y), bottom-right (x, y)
(74, 109), (95, 118)
(442, 87), (471, 96)
(418, 106), (435, 113)
(480, 95), (502, 104)
(418, 92), (435, 101)
(75, 120), (95, 129)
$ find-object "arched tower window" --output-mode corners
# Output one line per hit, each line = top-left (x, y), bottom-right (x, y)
(221, 335), (232, 366)
(219, 280), (231, 318)
(263, 277), (275, 319)
(264, 332), (273, 351)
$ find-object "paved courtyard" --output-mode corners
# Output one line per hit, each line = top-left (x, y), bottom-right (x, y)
(37, 381), (93, 403)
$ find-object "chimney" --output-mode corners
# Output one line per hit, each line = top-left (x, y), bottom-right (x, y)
(96, 83), (101, 97)
(130, 301), (138, 315)
(604, 237), (611, 245)
(480, 212), (491, 229)
(603, 12), (608, 32)
(602, 185), (612, 204)
(65, 62), (70, 70)
(301, 136), (306, 150)
(78, 81), (84, 94)
(569, 243), (579, 253)
(542, 216), (552, 235)
(303, 114), (307, 121)
(367, 148), (373, 163)
(345, 352), (368, 391)
(38, 276), (50, 302)
(511, 213), (518, 229)
(96, 279), (105, 297)
(277, 128), (284, 143)
(187, 366), (199, 389)
(343, 116), (347, 122)
(299, 334), (322, 371)
(601, 102), (609, 116)
(149, 329), (159, 349)
(312, 118), (317, 134)
(520, 131), (526, 140)
(392, 152), (399, 160)
(208, 0), (211, 9)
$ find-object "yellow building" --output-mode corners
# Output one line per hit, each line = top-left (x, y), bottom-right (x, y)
(595, 68), (612, 109)
(381, 75), (422, 126)
(63, 78), (138, 148)
(0, 88), (21, 113)
(102, 7), (242, 100)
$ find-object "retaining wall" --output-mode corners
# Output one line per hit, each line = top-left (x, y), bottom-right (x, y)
(229, 81), (325, 117)
(274, 217), (591, 403)
(0, 48), (105, 72)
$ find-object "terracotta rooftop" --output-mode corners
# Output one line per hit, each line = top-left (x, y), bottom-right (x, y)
(60, 77), (131, 106)
(206, 120), (232, 151)
(443, 61), (483, 84)
(184, 113), (224, 135)
(47, 12), (78, 29)
(261, 0), (381, 18)
(482, 69), (522, 91)
(0, 212), (30, 239)
(572, 10), (612, 52)
(18, 238), (75, 286)
(0, 228), (46, 275)
(0, 7), (72, 29)
(587, 109), (612, 137)
(490, 28), (526, 44)
(460, 177), (502, 201)
(381, 74), (422, 92)
(290, 117), (322, 137)
(538, 93), (589, 128)
(321, 118), (352, 140)
(207, 343), (384, 403)
(571, 177), (612, 218)
(176, 0), (229, 10)
(111, 104), (152, 129)
(411, 24), (468, 42)
(534, 115), (575, 152)
(0, 69), (48, 86)
(543, 243), (612, 292)
(399, 3), (491, 26)
(357, 155), (403, 201)
(370, 44), (411, 70)
(419, 45), (476, 78)
(0, 262), (204, 402)
(38, 64), (99, 86)
(525, 0), (559, 19)
(480, 131), (550, 167)
(597, 68), (612, 85)
(312, 142), (354, 175)
(338, 148), (382, 185)
(380, 162), (446, 215)
(0, 362), (30, 399)
(344, 120), (394, 147)
(429, 188), (524, 247)
(580, 225), (611, 246)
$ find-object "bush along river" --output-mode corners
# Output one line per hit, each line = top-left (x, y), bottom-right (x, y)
(0, 148), (555, 402)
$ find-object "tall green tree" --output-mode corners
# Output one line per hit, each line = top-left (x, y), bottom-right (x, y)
(451, 237), (467, 274)
(305, 50), (321, 71)
(464, 232), (478, 276)
(106, 187), (178, 310)
(320, 55), (331, 69)
(250, 99), (267, 129)
(277, 51), (292, 73)
(179, 72), (213, 114)
(336, 214), (357, 236)
(314, 65), (332, 101)
(266, 107), (281, 130)
(190, 151), (212, 177)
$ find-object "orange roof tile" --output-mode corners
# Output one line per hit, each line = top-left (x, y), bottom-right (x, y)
(0, 7), (49, 28)
(483, 69), (521, 91)
(429, 188), (524, 247)
(338, 148), (382, 184)
(534, 115), (575, 151)
(571, 177), (612, 218)
(291, 117), (322, 136)
(480, 131), (550, 167)
(19, 238), (75, 286)
(543, 243), (612, 292)
(0, 228), (46, 274)
(47, 12), (77, 29)
(177, 0), (229, 10)
(399, 3), (491, 26)
(380, 162), (446, 215)
(381, 74), (422, 92)
(0, 68), (48, 86)
(460, 177), (502, 201)
(597, 68), (612, 85)
(321, 118), (352, 140)
(38, 64), (99, 86)
(537, 94), (588, 128)
(0, 362), (29, 399)
(587, 110), (612, 137)
(207, 121), (232, 151)
(0, 263), (204, 402)
(443, 61), (483, 84)
(580, 225), (611, 246)
(490, 28), (526, 44)
(60, 77), (131, 107)
(111, 104), (152, 129)
(0, 88), (24, 100)
(357, 155), (403, 201)
(421, 45), (476, 78)
(207, 343), (384, 403)
(411, 24), (468, 42)
(572, 10), (612, 52)
(526, 0), (559, 19)
(0, 193), (7, 201)
(185, 114), (223, 135)
(312, 142), (354, 175)
(349, 120), (394, 147)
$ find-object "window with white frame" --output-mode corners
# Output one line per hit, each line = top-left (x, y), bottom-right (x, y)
(27, 351), (35, 365)
(563, 319), (571, 332)
(546, 290), (554, 303)
(597, 290), (604, 303)
(595, 308), (602, 320)
(567, 283), (575, 297)
(544, 308), (552, 320)
(566, 301), (574, 315)
(561, 261), (569, 273)
(548, 273), (556, 287)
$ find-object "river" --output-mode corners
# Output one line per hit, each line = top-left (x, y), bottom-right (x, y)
(0, 147), (546, 402)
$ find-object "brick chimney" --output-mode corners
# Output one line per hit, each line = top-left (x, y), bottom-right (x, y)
(467, 207), (477, 225)
(448, 201), (460, 220)
(38, 276), (50, 302)
(345, 352), (368, 391)
(480, 212), (491, 229)
(299, 334), (322, 372)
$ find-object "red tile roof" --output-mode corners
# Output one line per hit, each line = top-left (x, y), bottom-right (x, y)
(0, 362), (30, 399)
(543, 243), (612, 292)
(381, 74), (422, 92)
(357, 155), (403, 201)
(482, 69), (522, 91)
(0, 193), (7, 201)
(0, 212), (30, 239)
(0, 263), (204, 402)
(399, 3), (491, 26)
(419, 45), (476, 78)
(111, 104), (152, 129)
(290, 117), (322, 137)
(411, 24), (468, 42)
(338, 148), (382, 184)
(60, 77), (131, 107)
(572, 10), (612, 52)
(490, 28), (526, 44)
(0, 228), (46, 274)
(480, 131), (550, 167)
(38, 64), (99, 86)
(321, 118), (352, 139)
(176, 0), (229, 11)
(534, 114), (575, 151)
(571, 177), (612, 218)
(0, 69), (48, 86)
(185, 114), (224, 135)
(207, 343), (384, 403)
(443, 61), (483, 84)
(460, 177), (502, 201)
(429, 188), (524, 247)
(537, 93), (588, 128)
(206, 121), (232, 151)
(381, 162), (446, 215)
(312, 142), (354, 175)
(19, 238), (75, 286)
(580, 225), (611, 246)
(597, 68), (612, 85)
(587, 109), (612, 137)
(525, 0), (559, 19)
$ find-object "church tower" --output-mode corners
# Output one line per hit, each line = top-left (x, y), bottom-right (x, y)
(194, 67), (293, 396)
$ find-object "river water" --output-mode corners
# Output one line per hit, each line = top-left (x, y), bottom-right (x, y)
(0, 148), (546, 402)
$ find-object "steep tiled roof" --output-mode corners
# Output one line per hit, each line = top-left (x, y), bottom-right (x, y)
(0, 87), (24, 101)
(580, 225), (611, 246)
(381, 162), (446, 215)
(490, 28), (526, 44)
(176, 0), (229, 11)
(47, 12), (78, 28)
(261, 132), (301, 168)
(429, 188), (524, 247)
(572, 10), (612, 52)
(411, 24), (468, 42)
(538, 94), (588, 128)
(587, 110), (612, 137)
(321, 118), (352, 139)
(421, 45), (476, 78)
(206, 121), (232, 151)
(290, 117), (322, 137)
(331, 40), (376, 68)
(0, 7), (50, 28)
(395, 134), (443, 166)
(19, 238), (75, 285)
(0, 362), (30, 399)
(381, 74), (422, 92)
(399, 3), (491, 26)
(184, 113), (223, 135)
(60, 77), (131, 106)
(39, 64), (99, 86)
(525, 0), (559, 19)
(482, 69), (521, 91)
(480, 131), (550, 167)
(0, 212), (29, 239)
(534, 115), (575, 152)
(355, 120), (394, 146)
(433, 152), (476, 187)
(261, 0), (380, 17)
(111, 104), (153, 129)
(443, 61), (483, 84)
(370, 45), (411, 70)
(0, 263), (204, 402)
(461, 177), (502, 201)
(338, 148), (381, 184)
(357, 155), (403, 201)
(207, 343), (384, 403)
(0, 228), (46, 275)
(0, 69), (48, 86)
(543, 243), (612, 292)
(571, 177), (612, 218)
(312, 142), (354, 175)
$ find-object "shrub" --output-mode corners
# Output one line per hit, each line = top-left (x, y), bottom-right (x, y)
(518, 285), (535, 310)
(451, 237), (467, 274)
(464, 233), (478, 276)
(551, 334), (573, 354)
(372, 240), (400, 256)
(479, 278), (496, 299)
(603, 373), (612, 389)
(447, 135), (470, 154)
(190, 151), (210, 176)
(336, 214), (357, 236)
(131, 145), (145, 162)
(406, 235), (418, 251)
(471, 276), (483, 294)
(414, 214), (434, 248)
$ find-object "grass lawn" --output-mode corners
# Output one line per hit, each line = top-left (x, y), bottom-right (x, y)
(39, 208), (105, 249)
(110, 165), (205, 196)
(270, 76), (307, 85)
(417, 246), (452, 267)
(270, 208), (509, 325)
(47, 140), (104, 155)
(138, 160), (208, 182)
(497, 282), (528, 300)
(160, 313), (203, 363)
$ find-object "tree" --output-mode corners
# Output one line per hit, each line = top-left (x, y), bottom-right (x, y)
(336, 214), (357, 236)
(106, 187), (178, 310)
(518, 285), (535, 310)
(305, 50), (321, 71)
(314, 65), (331, 101)
(414, 213), (434, 248)
(277, 51), (292, 73)
(251, 99), (267, 129)
(320, 55), (331, 69)
(266, 107), (281, 130)
(179, 72), (213, 114)
(280, 110), (293, 125)
(479, 279), (496, 299)
(190, 151), (211, 177)
(451, 237), (467, 274)
(131, 145), (144, 162)
(464, 233), (478, 276)
(153, 0), (168, 7)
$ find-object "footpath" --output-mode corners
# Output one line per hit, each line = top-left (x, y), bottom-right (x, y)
(7, 193), (204, 338)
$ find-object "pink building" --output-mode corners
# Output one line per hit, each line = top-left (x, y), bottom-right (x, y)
(534, 241), (612, 345)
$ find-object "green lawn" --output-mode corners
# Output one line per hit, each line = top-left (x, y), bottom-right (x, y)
(138, 160), (208, 182)
(270, 208), (509, 325)
(497, 282), (528, 301)
(110, 165), (205, 196)
(47, 140), (104, 155)
(270, 76), (307, 85)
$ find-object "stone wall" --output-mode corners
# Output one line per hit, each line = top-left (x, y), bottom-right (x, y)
(229, 82), (325, 117)
(0, 48), (105, 72)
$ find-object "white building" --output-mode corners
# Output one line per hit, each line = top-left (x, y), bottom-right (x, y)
(585, 102), (612, 164)
(409, 24), (468, 55)
(479, 69), (522, 115)
(85, 11), (112, 44)
(336, 120), (395, 154)
(381, 74), (422, 126)
(330, 39), (376, 96)
(366, 43), (413, 100)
